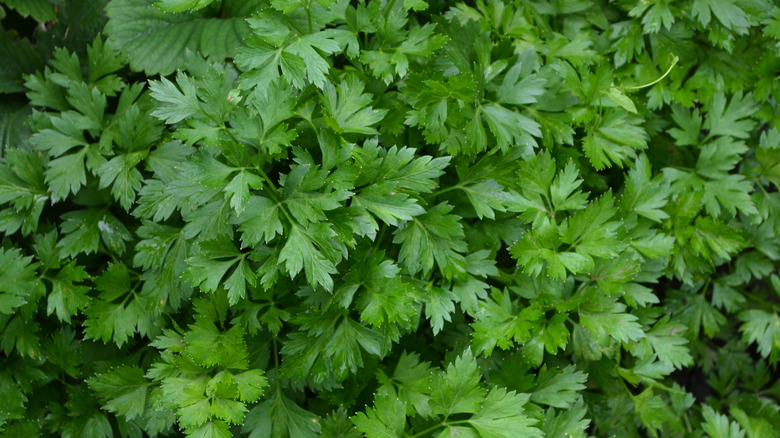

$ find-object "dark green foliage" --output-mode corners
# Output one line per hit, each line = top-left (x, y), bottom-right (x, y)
(1, 0), (780, 436)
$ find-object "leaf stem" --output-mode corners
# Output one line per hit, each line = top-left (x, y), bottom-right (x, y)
(431, 184), (462, 197)
(306, 0), (313, 34)
(409, 424), (442, 438)
(371, 224), (388, 252)
(682, 411), (693, 433)
(645, 380), (691, 396)
(284, 15), (307, 36)
(665, 165), (696, 173)
(382, 0), (398, 17)
(740, 289), (778, 311)
(272, 334), (281, 371)
(409, 420), (469, 438)
(254, 165), (283, 201)
(220, 124), (280, 192)
(615, 367), (637, 401)
(624, 56), (679, 91)
(219, 124), (295, 222)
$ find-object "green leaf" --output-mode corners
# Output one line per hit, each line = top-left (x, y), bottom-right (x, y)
(1, 0), (56, 22)
(620, 154), (670, 222)
(472, 289), (542, 356)
(580, 301), (645, 345)
(84, 263), (162, 347)
(737, 310), (780, 361)
(233, 370), (268, 403)
(83, 295), (146, 348)
(24, 70), (67, 111)
(675, 292), (726, 338)
(0, 28), (43, 93)
(149, 72), (202, 124)
(644, 316), (693, 369)
(360, 23), (448, 83)
(0, 247), (39, 314)
(188, 421), (232, 438)
(394, 24), (448, 70)
(279, 225), (339, 291)
(540, 312), (571, 356)
(97, 152), (145, 211)
(549, 160), (588, 212)
(353, 143), (450, 194)
(183, 317), (249, 369)
(155, 0), (216, 13)
(424, 286), (457, 335)
(144, 140), (197, 183)
(530, 366), (587, 409)
(280, 163), (351, 227)
(583, 110), (647, 170)
(702, 405), (746, 438)
(234, 196), (284, 245)
(322, 75), (388, 135)
(236, 38), (304, 91)
(604, 87), (637, 113)
(730, 407), (777, 438)
(177, 394), (212, 429)
(511, 221), (580, 280)
(224, 170), (264, 215)
(243, 390), (321, 438)
(43, 148), (88, 202)
(496, 60), (547, 106)
(481, 103), (540, 151)
(352, 391), (407, 438)
(88, 366), (151, 420)
(184, 237), (256, 304)
(106, 0), (260, 75)
(322, 317), (383, 379)
(352, 255), (418, 327)
(668, 105), (703, 146)
(703, 92), (757, 139)
(245, 79), (296, 131)
(697, 137), (748, 179)
(234, 81), (299, 153)
(85, 35), (125, 94)
(691, 0), (749, 32)
(429, 349), (484, 416)
(0, 150), (48, 236)
(57, 208), (133, 258)
(66, 81), (108, 124)
(134, 222), (192, 310)
(236, 13), (342, 89)
(702, 178), (757, 218)
(394, 202), (467, 279)
(3, 2), (779, 436)
(210, 397), (247, 425)
(376, 351), (433, 418)
(403, 0), (428, 11)
(633, 388), (681, 436)
(559, 192), (623, 262)
(689, 217), (746, 261)
(540, 400), (591, 438)
(459, 179), (511, 220)
(756, 141), (780, 190)
(352, 183), (425, 226)
(629, 0), (675, 33)
(468, 387), (542, 438)
(46, 261), (91, 323)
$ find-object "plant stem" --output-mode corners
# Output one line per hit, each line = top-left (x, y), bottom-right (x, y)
(624, 56), (679, 91)
(409, 420), (469, 438)
(431, 184), (462, 197)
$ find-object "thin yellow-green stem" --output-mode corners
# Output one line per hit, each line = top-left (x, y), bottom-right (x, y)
(624, 56), (679, 91)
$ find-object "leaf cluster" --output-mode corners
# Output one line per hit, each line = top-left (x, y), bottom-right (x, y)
(1, 0), (780, 437)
